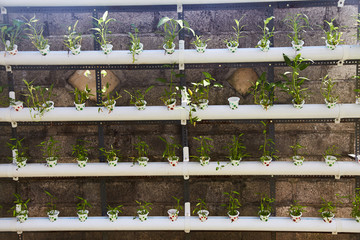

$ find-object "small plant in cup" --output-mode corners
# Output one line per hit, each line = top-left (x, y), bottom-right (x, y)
(321, 18), (345, 50)
(283, 13), (310, 51)
(318, 196), (342, 223)
(168, 196), (183, 222)
(259, 121), (278, 166)
(71, 140), (90, 168)
(224, 16), (246, 52)
(217, 134), (249, 170)
(24, 15), (50, 55)
(289, 200), (306, 223)
(249, 72), (278, 110)
(64, 20), (82, 55)
(23, 79), (55, 119)
(134, 200), (152, 222)
(191, 35), (210, 53)
(38, 137), (61, 168)
(98, 83), (121, 114)
(290, 143), (305, 166)
(323, 145), (340, 167)
(107, 204), (123, 222)
(192, 136), (213, 166)
(156, 67), (183, 110)
(91, 11), (116, 55)
(7, 138), (28, 168)
(255, 16), (274, 52)
(321, 75), (338, 109)
(72, 85), (94, 111)
(221, 191), (241, 222)
(124, 86), (154, 111)
(279, 53), (311, 108)
(184, 72), (223, 125)
(131, 137), (150, 167)
(128, 24), (143, 63)
(157, 17), (195, 54)
(10, 193), (30, 223)
(100, 145), (121, 167)
(45, 191), (60, 222)
(192, 198), (209, 222)
(159, 136), (182, 167)
(0, 19), (25, 55)
(76, 196), (92, 222)
(258, 193), (275, 222)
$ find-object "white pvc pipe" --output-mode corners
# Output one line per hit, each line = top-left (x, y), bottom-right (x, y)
(0, 0), (317, 7)
(0, 104), (359, 122)
(0, 216), (358, 233)
(0, 46), (358, 66)
(0, 161), (358, 178)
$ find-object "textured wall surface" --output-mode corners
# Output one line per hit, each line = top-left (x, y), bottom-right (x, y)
(0, 3), (359, 240)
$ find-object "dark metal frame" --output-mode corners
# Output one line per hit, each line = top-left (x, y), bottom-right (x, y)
(1, 1), (360, 239)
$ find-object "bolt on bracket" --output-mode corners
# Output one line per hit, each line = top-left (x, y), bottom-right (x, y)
(1, 7), (7, 15)
(337, 0), (345, 7)
(183, 147), (189, 180)
(179, 40), (185, 70)
(184, 202), (191, 233)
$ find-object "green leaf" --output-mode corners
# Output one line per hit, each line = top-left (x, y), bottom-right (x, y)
(102, 11), (108, 21)
(283, 54), (291, 66)
(157, 17), (171, 28)
(156, 78), (166, 83)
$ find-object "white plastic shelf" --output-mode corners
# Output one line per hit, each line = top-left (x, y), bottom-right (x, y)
(0, 161), (358, 178)
(0, 45), (358, 66)
(0, 216), (358, 233)
(0, 104), (359, 122)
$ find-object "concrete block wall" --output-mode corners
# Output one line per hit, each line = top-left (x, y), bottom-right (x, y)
(0, 3), (359, 240)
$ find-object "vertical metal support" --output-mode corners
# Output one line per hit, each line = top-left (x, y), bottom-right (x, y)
(267, 5), (274, 46)
(7, 69), (14, 92)
(92, 8), (100, 51)
(266, 6), (276, 237)
(179, 6), (189, 237)
(178, 4), (184, 40)
(2, 7), (8, 24)
(92, 18), (107, 236)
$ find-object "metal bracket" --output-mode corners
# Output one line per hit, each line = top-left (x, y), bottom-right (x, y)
(337, 60), (344, 66)
(179, 40), (185, 70)
(11, 121), (18, 128)
(335, 175), (341, 180)
(337, 43), (349, 67)
(332, 231), (338, 235)
(6, 65), (12, 72)
(184, 202), (190, 233)
(1, 7), (7, 15)
(16, 231), (22, 235)
(183, 147), (189, 180)
(13, 176), (19, 181)
(177, 4), (183, 13)
(335, 118), (340, 124)
(12, 149), (17, 164)
(181, 87), (187, 107)
(337, 0), (345, 7)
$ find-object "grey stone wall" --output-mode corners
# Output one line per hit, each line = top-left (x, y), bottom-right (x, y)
(0, 3), (359, 240)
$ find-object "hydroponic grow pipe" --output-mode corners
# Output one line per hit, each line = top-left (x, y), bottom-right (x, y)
(0, 104), (359, 122)
(0, 216), (358, 233)
(0, 161), (358, 178)
(0, 0), (324, 7)
(0, 45), (357, 66)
